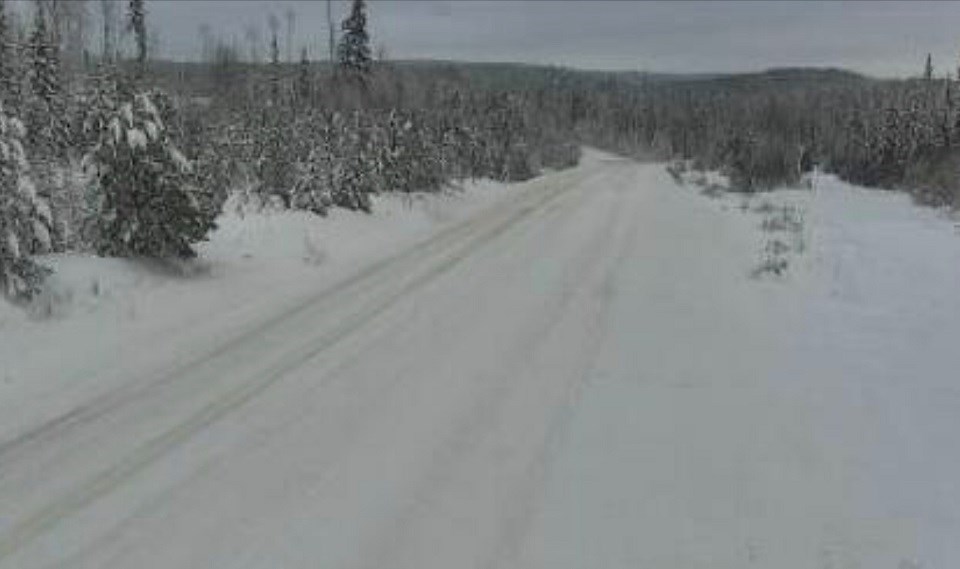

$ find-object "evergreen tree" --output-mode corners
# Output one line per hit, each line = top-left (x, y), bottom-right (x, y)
(101, 0), (118, 63)
(0, 100), (52, 301)
(26, 1), (67, 159)
(268, 13), (281, 104)
(0, 0), (15, 108)
(0, 0), (6, 49)
(128, 0), (147, 76)
(297, 47), (311, 103)
(291, 114), (334, 215)
(0, 1), (27, 113)
(85, 88), (217, 258)
(337, 0), (372, 78)
(330, 111), (374, 211)
(256, 105), (296, 206)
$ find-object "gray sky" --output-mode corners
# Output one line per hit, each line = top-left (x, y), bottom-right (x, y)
(140, 1), (960, 77)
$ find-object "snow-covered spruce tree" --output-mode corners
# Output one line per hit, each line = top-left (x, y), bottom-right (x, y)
(0, 0), (20, 110)
(400, 112), (444, 192)
(23, 2), (81, 253)
(85, 88), (217, 259)
(478, 93), (537, 182)
(435, 101), (474, 182)
(268, 14), (281, 105)
(379, 110), (411, 192)
(287, 110), (337, 215)
(330, 111), (375, 212)
(187, 106), (246, 215)
(254, 105), (297, 208)
(337, 0), (372, 78)
(0, 100), (52, 301)
(40, 68), (133, 254)
(26, 1), (67, 160)
(0, 0), (7, 58)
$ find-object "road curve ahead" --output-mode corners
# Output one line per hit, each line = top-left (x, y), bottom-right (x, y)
(0, 155), (926, 568)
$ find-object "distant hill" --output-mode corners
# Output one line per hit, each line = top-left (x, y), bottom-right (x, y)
(687, 67), (870, 90)
(143, 59), (874, 99)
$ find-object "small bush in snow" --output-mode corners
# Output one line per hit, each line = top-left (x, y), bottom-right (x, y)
(759, 205), (804, 234)
(751, 202), (807, 280)
(751, 255), (789, 279)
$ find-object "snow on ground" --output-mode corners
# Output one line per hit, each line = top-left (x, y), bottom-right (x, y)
(777, 176), (960, 569)
(0, 174), (516, 444)
(644, 170), (960, 568)
(1, 153), (959, 568)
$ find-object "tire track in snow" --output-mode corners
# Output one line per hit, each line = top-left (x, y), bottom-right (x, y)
(46, 171), (598, 569)
(0, 167), (586, 464)
(485, 170), (647, 569)
(0, 166), (601, 563)
(353, 165), (643, 569)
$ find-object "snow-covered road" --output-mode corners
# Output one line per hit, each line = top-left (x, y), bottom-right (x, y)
(1, 154), (957, 568)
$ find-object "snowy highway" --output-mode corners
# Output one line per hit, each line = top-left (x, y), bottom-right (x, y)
(1, 153), (957, 568)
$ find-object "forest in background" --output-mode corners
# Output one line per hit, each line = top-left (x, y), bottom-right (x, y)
(2, 0), (959, 303)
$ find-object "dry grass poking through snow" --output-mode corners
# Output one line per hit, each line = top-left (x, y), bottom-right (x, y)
(665, 160), (811, 280)
(750, 201), (807, 279)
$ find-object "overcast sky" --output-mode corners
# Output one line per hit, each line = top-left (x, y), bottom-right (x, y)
(137, 1), (960, 77)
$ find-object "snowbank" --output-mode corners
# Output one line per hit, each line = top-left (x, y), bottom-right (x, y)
(672, 170), (960, 566)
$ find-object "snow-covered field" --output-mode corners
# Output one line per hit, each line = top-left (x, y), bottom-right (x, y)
(1, 151), (958, 568)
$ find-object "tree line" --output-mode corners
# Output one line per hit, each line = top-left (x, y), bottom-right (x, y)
(3, 0), (957, 304)
(0, 0), (579, 302)
(563, 65), (960, 204)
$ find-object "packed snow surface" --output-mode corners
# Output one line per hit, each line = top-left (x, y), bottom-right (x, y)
(1, 151), (958, 568)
